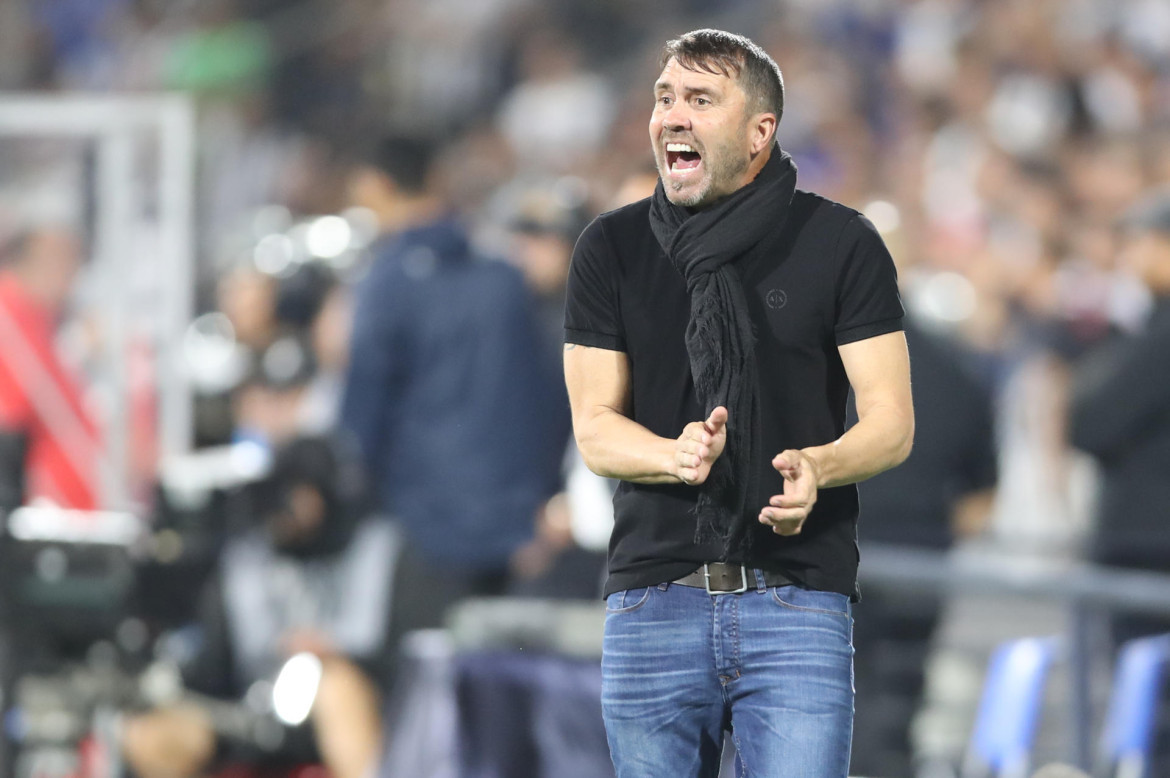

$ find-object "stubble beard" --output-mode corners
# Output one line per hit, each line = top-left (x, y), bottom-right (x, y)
(657, 134), (751, 209)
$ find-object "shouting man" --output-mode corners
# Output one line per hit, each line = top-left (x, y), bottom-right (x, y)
(563, 29), (914, 777)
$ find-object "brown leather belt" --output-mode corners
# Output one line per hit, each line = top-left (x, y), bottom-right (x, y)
(672, 563), (793, 594)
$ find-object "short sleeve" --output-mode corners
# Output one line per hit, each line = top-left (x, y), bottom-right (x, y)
(834, 213), (905, 345)
(564, 217), (626, 351)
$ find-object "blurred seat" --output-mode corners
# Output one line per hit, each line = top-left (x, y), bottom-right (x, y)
(379, 630), (459, 778)
(1096, 633), (1170, 778)
(962, 636), (1062, 778)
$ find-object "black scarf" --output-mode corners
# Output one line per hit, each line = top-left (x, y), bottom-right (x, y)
(648, 149), (798, 560)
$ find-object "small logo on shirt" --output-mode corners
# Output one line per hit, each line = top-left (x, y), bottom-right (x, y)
(765, 288), (788, 310)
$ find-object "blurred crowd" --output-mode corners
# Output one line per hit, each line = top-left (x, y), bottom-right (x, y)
(2, 0), (1170, 776)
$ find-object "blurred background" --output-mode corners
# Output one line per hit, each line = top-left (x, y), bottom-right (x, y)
(1, 1), (1170, 777)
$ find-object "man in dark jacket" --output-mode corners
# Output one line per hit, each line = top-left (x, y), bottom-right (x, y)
(851, 320), (997, 778)
(1070, 190), (1170, 775)
(122, 436), (390, 778)
(341, 136), (567, 627)
(1071, 191), (1170, 623)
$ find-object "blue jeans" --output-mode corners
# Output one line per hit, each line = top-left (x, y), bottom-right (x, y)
(601, 575), (855, 778)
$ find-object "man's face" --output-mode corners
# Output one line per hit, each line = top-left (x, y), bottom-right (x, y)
(266, 482), (326, 552)
(650, 57), (756, 208)
(18, 228), (82, 312)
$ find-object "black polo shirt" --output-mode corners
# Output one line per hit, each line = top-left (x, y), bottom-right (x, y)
(564, 190), (904, 599)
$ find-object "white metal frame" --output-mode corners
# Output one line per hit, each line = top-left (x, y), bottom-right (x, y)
(0, 93), (196, 508)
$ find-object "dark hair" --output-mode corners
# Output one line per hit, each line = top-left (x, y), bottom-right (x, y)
(660, 29), (785, 125)
(255, 435), (368, 558)
(275, 261), (337, 329)
(362, 134), (439, 195)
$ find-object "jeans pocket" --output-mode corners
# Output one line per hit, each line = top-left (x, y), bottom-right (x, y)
(771, 585), (852, 618)
(605, 586), (652, 614)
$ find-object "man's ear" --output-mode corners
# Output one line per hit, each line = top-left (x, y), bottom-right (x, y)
(750, 113), (777, 155)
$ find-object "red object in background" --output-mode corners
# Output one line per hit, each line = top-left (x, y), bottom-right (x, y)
(126, 334), (158, 505)
(0, 273), (100, 509)
(76, 732), (105, 778)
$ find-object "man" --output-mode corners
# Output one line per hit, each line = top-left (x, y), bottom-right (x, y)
(849, 320), (996, 777)
(0, 224), (100, 509)
(502, 192), (603, 598)
(122, 436), (391, 778)
(341, 135), (565, 628)
(563, 30), (913, 777)
(1071, 191), (1170, 626)
(1070, 190), (1170, 775)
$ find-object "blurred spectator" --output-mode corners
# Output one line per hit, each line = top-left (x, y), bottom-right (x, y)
(340, 134), (564, 628)
(380, 0), (527, 133)
(502, 172), (662, 599)
(274, 261), (351, 435)
(233, 334), (318, 449)
(301, 270), (353, 435)
(503, 183), (588, 372)
(1071, 191), (1170, 621)
(198, 260), (347, 448)
(498, 186), (593, 595)
(850, 318), (998, 778)
(1070, 190), (1170, 774)
(217, 264), (281, 353)
(0, 225), (101, 509)
(121, 435), (392, 778)
(496, 26), (615, 174)
(507, 446), (614, 600)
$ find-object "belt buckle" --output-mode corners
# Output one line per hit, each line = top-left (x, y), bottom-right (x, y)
(704, 563), (749, 595)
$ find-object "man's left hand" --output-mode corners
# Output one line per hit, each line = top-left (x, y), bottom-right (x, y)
(759, 450), (819, 535)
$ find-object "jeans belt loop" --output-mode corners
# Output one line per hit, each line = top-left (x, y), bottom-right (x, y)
(705, 563), (749, 595)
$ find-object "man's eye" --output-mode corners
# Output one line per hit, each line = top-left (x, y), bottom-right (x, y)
(695, 97), (710, 106)
(657, 95), (672, 106)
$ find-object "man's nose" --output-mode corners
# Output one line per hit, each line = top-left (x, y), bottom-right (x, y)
(662, 101), (691, 131)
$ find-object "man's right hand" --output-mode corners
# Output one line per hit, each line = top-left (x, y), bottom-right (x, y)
(674, 406), (728, 485)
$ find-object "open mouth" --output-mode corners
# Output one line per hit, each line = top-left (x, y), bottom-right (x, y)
(665, 142), (703, 175)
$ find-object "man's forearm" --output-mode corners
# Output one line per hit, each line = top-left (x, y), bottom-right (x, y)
(575, 409), (682, 485)
(801, 403), (914, 489)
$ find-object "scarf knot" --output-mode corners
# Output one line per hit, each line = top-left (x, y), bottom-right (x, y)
(648, 150), (798, 559)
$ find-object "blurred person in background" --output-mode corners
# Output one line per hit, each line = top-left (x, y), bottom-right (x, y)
(341, 134), (564, 633)
(1070, 190), (1170, 774)
(0, 222), (101, 509)
(273, 261), (352, 436)
(217, 262), (280, 354)
(502, 189), (603, 597)
(564, 30), (912, 777)
(1071, 191), (1170, 632)
(196, 259), (350, 449)
(504, 187), (588, 365)
(232, 334), (320, 450)
(495, 26), (615, 175)
(849, 318), (997, 778)
(121, 435), (392, 778)
(506, 169), (659, 599)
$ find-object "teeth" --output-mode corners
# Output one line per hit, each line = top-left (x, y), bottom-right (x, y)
(666, 143), (695, 153)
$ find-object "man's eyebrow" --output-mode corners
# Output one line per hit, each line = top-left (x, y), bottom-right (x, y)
(653, 81), (716, 99)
